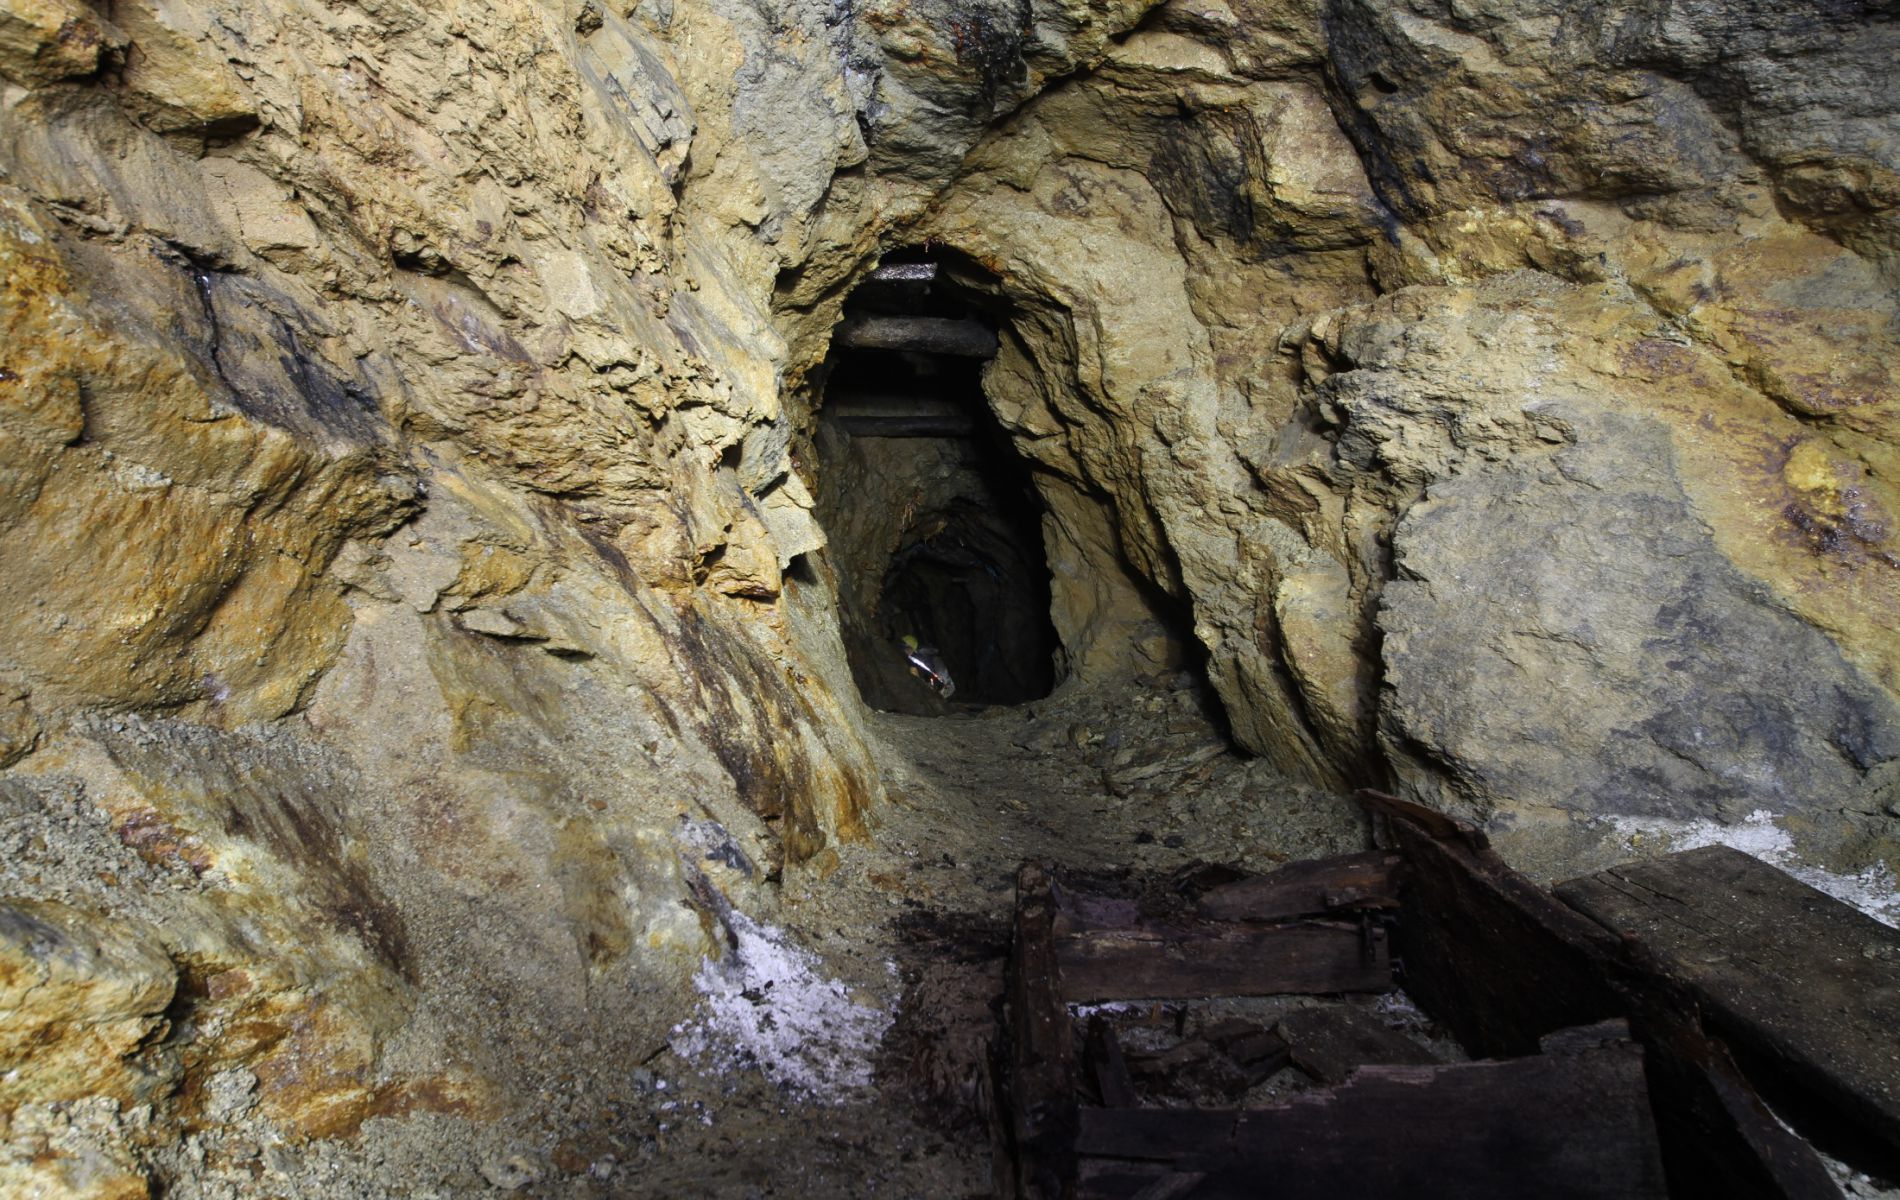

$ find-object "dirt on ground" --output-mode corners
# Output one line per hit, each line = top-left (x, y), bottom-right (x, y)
(78, 672), (1370, 1199)
(600, 670), (1372, 1199)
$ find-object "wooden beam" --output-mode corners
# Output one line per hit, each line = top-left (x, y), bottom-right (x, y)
(1277, 1004), (1438, 1085)
(825, 394), (981, 438)
(1055, 920), (1392, 1004)
(1001, 861), (1080, 1199)
(1076, 1037), (1667, 1199)
(1559, 845), (1900, 1179)
(833, 413), (978, 438)
(1358, 790), (1844, 1200)
(834, 315), (999, 357)
(1085, 1016), (1139, 1109)
(1356, 789), (1625, 1057)
(1195, 851), (1400, 923)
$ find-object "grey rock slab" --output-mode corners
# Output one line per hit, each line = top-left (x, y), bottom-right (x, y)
(1379, 404), (1900, 822)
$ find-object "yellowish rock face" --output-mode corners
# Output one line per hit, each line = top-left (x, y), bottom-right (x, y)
(0, 0), (1895, 1187)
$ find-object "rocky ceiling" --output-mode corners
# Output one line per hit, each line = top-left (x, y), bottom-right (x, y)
(0, 0), (1895, 1192)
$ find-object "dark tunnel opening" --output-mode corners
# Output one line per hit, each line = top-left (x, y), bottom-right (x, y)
(812, 252), (1063, 714)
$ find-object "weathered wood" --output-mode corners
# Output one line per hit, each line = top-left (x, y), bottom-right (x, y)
(1076, 1039), (1667, 1200)
(1123, 1038), (1250, 1100)
(1357, 789), (1625, 1057)
(1055, 920), (1392, 1003)
(826, 395), (980, 438)
(1632, 999), (1846, 1200)
(1195, 851), (1400, 923)
(1360, 791), (1843, 1200)
(1114, 1021), (1292, 1103)
(1086, 1016), (1139, 1109)
(1075, 1162), (1208, 1200)
(834, 315), (999, 357)
(1003, 861), (1080, 1199)
(834, 412), (980, 438)
(1202, 1019), (1292, 1085)
(1277, 1003), (1439, 1085)
(1559, 845), (1900, 1178)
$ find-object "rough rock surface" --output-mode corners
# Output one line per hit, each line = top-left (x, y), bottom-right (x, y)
(0, 0), (1894, 1189)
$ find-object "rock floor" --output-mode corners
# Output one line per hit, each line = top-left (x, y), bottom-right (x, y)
(603, 671), (1369, 1199)
(126, 672), (1369, 1198)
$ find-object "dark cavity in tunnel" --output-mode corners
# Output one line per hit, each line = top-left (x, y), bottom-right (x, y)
(813, 249), (1062, 715)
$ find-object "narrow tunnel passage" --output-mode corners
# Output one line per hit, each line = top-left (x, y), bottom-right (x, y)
(813, 254), (1062, 714)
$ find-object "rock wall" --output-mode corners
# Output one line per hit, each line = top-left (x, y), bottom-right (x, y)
(902, 0), (1900, 872)
(1, 0), (1897, 1188)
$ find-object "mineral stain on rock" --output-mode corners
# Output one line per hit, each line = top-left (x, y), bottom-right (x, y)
(0, 0), (1896, 1190)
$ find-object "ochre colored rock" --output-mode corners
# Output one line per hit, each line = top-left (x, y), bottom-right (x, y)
(111, 0), (257, 136)
(0, 0), (118, 87)
(0, 0), (1895, 1187)
(0, 900), (176, 1106)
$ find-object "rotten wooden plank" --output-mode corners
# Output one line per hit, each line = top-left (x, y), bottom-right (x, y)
(1357, 789), (1625, 1057)
(828, 395), (979, 438)
(1076, 1038), (1667, 1200)
(1277, 1004), (1439, 1085)
(1633, 1000), (1846, 1200)
(834, 315), (999, 357)
(1358, 791), (1843, 1200)
(1055, 920), (1392, 1004)
(1085, 1016), (1139, 1109)
(1202, 1019), (1292, 1085)
(1559, 845), (1900, 1178)
(1002, 861), (1080, 1199)
(1195, 851), (1400, 923)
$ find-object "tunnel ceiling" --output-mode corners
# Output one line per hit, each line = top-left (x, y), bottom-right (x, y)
(0, 0), (1896, 1189)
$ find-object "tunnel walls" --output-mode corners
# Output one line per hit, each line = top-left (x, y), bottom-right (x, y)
(0, 0), (1897, 1187)
(894, 2), (1900, 878)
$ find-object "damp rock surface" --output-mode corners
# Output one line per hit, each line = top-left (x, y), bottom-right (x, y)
(0, 0), (1895, 1189)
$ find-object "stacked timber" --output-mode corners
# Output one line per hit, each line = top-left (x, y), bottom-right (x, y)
(990, 791), (1900, 1199)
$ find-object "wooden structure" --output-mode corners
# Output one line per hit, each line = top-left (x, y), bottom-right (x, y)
(989, 790), (1900, 1199)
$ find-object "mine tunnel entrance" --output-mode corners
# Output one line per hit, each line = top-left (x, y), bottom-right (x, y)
(813, 253), (1062, 715)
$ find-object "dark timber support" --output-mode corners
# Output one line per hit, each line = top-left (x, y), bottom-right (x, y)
(1560, 845), (1900, 1180)
(833, 315), (1000, 357)
(990, 808), (1867, 1200)
(826, 395), (981, 438)
(1359, 790), (1845, 1200)
(999, 861), (1080, 1200)
(1074, 1034), (1666, 1200)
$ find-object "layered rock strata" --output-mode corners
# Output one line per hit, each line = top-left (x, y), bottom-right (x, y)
(0, 0), (1895, 1189)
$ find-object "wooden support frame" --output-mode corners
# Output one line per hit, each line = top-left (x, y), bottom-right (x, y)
(991, 802), (1864, 1200)
(1359, 790), (1845, 1200)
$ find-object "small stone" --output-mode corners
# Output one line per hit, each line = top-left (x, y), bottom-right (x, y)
(478, 1151), (543, 1191)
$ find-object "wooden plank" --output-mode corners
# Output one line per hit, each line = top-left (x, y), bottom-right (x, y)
(1277, 1004), (1438, 1085)
(1077, 1039), (1667, 1199)
(834, 315), (998, 357)
(1558, 845), (1900, 1178)
(1085, 1016), (1138, 1109)
(1358, 791), (1843, 1200)
(1202, 1019), (1292, 1085)
(1632, 1002), (1846, 1200)
(1055, 920), (1392, 1003)
(827, 395), (980, 438)
(1356, 789), (1626, 1057)
(834, 412), (980, 438)
(1075, 1161), (1208, 1200)
(1002, 861), (1079, 1199)
(1195, 851), (1400, 923)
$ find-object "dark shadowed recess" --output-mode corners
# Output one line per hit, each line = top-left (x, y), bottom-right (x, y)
(814, 249), (1062, 714)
